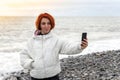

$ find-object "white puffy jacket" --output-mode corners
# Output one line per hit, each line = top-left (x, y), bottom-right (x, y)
(20, 31), (83, 79)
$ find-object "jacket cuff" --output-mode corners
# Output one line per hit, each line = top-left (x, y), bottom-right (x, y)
(78, 44), (83, 51)
(24, 59), (34, 70)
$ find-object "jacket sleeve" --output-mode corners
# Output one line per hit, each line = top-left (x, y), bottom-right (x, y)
(20, 40), (34, 70)
(59, 39), (83, 55)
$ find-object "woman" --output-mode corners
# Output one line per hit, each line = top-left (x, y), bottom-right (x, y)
(20, 13), (88, 80)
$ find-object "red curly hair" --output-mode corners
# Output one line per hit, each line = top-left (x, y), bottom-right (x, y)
(35, 13), (55, 30)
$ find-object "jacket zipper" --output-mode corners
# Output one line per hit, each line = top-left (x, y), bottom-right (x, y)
(42, 35), (46, 76)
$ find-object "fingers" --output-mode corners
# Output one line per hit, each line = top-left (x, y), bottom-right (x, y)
(81, 39), (88, 49)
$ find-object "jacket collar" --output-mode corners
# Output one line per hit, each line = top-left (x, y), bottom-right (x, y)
(33, 31), (53, 40)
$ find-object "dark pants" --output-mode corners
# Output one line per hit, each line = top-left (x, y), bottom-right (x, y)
(31, 75), (59, 80)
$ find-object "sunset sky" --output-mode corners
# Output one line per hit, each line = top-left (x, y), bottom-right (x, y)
(0, 0), (120, 16)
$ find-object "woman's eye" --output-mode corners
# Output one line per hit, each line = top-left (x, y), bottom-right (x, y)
(41, 22), (51, 25)
(47, 22), (51, 25)
(41, 22), (45, 25)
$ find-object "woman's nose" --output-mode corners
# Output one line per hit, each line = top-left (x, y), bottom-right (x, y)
(45, 24), (48, 27)
(45, 23), (50, 27)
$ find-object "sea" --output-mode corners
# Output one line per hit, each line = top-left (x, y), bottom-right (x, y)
(0, 16), (120, 53)
(0, 16), (120, 75)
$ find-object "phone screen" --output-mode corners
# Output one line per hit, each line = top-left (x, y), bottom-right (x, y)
(82, 33), (87, 41)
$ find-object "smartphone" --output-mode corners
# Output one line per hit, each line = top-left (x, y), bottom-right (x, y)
(82, 32), (87, 41)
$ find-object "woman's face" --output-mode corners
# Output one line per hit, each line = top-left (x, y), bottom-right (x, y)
(40, 18), (51, 34)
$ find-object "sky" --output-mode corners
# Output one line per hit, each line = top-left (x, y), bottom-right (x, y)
(0, 0), (120, 16)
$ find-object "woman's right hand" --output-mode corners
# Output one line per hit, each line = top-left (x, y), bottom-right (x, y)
(81, 39), (88, 49)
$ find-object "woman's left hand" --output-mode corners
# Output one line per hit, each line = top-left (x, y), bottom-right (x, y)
(81, 39), (88, 49)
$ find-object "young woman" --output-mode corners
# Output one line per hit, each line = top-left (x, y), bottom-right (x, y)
(20, 13), (88, 80)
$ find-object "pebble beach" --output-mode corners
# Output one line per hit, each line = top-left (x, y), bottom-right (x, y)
(59, 50), (120, 80)
(2, 50), (120, 80)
